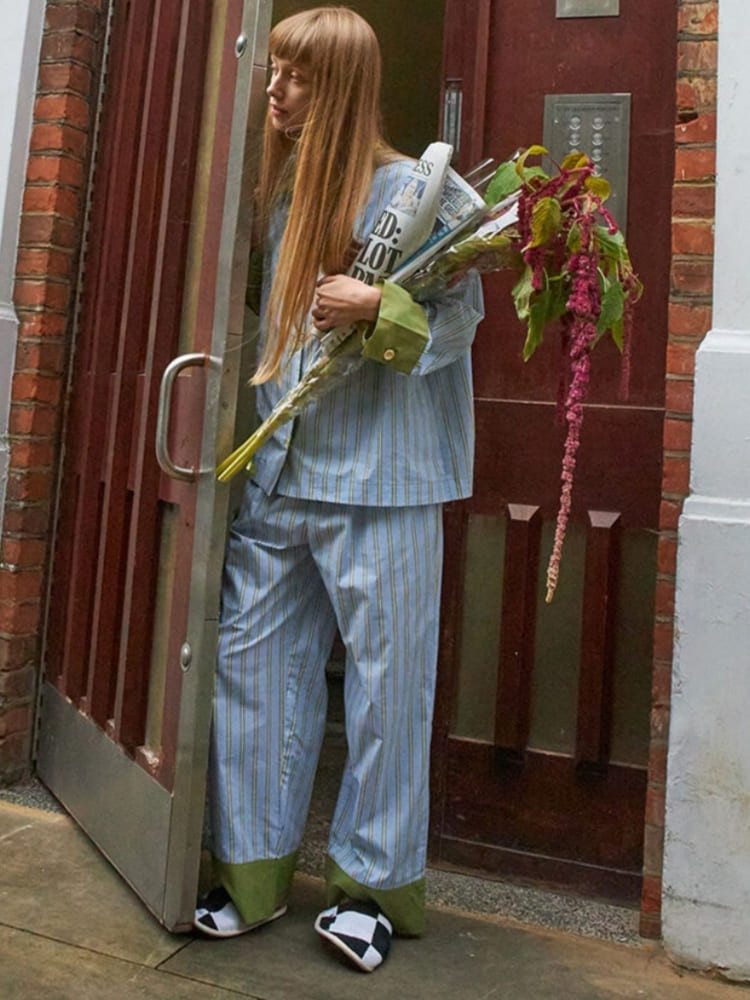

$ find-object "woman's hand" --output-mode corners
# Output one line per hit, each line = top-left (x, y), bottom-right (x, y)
(312, 274), (381, 332)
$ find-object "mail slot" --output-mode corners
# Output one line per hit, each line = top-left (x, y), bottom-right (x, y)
(556, 0), (620, 16)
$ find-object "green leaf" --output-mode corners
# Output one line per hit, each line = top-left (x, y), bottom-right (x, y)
(560, 151), (589, 172)
(529, 197), (562, 247)
(567, 222), (582, 252)
(514, 145), (549, 179)
(609, 314), (625, 352)
(596, 279), (625, 340)
(485, 161), (523, 205)
(523, 285), (567, 361)
(512, 265), (535, 320)
(585, 175), (612, 202)
(595, 226), (626, 261)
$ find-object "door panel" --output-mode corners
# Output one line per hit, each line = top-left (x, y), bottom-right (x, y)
(431, 0), (675, 902)
(37, 0), (271, 930)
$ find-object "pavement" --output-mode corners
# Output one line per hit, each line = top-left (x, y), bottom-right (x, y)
(1, 789), (748, 1000)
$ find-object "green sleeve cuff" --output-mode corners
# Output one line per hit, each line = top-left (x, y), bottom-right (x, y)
(360, 281), (428, 374)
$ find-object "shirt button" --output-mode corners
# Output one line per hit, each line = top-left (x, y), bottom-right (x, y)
(383, 348), (396, 361)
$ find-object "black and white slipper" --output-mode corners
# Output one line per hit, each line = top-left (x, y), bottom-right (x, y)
(193, 886), (287, 938)
(314, 899), (393, 972)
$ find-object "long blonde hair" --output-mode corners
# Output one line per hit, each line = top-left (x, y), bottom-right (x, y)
(253, 6), (397, 383)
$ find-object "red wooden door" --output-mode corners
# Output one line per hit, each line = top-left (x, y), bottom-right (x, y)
(37, 0), (269, 930)
(430, 0), (675, 902)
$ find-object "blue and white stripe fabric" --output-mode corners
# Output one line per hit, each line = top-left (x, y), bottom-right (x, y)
(209, 489), (443, 886)
(208, 158), (483, 933)
(252, 159), (484, 507)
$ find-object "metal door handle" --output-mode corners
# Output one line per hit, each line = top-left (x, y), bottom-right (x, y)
(156, 353), (218, 482)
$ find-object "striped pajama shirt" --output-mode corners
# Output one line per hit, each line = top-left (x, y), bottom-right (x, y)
(208, 159), (484, 936)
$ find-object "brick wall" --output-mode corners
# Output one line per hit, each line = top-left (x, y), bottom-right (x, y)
(0, 0), (108, 783)
(639, 0), (717, 940)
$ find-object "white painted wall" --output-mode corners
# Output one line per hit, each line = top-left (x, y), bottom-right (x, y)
(0, 2), (45, 531)
(663, 0), (750, 982)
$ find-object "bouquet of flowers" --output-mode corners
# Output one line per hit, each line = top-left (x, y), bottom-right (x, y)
(216, 144), (642, 601)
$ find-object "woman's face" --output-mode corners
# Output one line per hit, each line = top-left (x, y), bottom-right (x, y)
(266, 55), (312, 134)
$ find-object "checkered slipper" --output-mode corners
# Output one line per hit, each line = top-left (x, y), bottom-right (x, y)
(193, 886), (287, 938)
(314, 900), (393, 972)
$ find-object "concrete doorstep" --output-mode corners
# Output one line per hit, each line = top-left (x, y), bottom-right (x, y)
(0, 799), (746, 1000)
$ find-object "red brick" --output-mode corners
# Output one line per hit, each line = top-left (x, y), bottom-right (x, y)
(34, 92), (92, 132)
(0, 569), (45, 603)
(640, 912), (662, 940)
(678, 2), (718, 36)
(659, 498), (683, 531)
(662, 454), (690, 496)
(40, 31), (98, 67)
(651, 703), (670, 743)
(5, 469), (55, 504)
(0, 708), (34, 739)
(26, 153), (85, 188)
(665, 341), (698, 378)
(671, 257), (713, 296)
(16, 247), (74, 280)
(10, 440), (56, 470)
(675, 111), (717, 145)
(672, 182), (716, 218)
(677, 40), (718, 74)
(37, 61), (93, 97)
(1, 505), (51, 537)
(12, 372), (63, 407)
(0, 538), (48, 570)
(665, 376), (695, 416)
(44, 3), (102, 36)
(18, 211), (77, 249)
(675, 74), (717, 110)
(13, 278), (70, 313)
(0, 666), (36, 700)
(17, 311), (69, 339)
(653, 620), (675, 662)
(641, 874), (663, 915)
(662, 415), (693, 452)
(0, 601), (42, 635)
(645, 783), (666, 828)
(668, 301), (712, 338)
(22, 184), (80, 218)
(674, 147), (716, 183)
(30, 121), (88, 160)
(671, 220), (714, 256)
(0, 635), (38, 672)
(8, 404), (59, 438)
(14, 340), (67, 375)
(654, 579), (676, 620)
(643, 823), (666, 876)
(651, 659), (674, 705)
(0, 732), (32, 780)
(657, 534), (678, 576)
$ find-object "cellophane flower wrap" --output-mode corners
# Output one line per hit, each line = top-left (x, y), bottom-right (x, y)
(216, 144), (642, 600)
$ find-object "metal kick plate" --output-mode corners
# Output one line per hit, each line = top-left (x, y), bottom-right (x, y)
(543, 93), (631, 232)
(556, 0), (620, 16)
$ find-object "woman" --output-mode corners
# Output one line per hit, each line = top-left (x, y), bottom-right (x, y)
(194, 7), (483, 973)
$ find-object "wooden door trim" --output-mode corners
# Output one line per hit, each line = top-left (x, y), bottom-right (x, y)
(441, 0), (490, 170)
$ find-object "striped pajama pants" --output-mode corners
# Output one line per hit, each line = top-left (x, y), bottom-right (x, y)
(208, 483), (443, 936)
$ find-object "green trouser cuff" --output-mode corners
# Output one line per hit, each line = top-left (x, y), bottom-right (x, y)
(212, 852), (297, 925)
(360, 281), (429, 374)
(325, 856), (426, 937)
